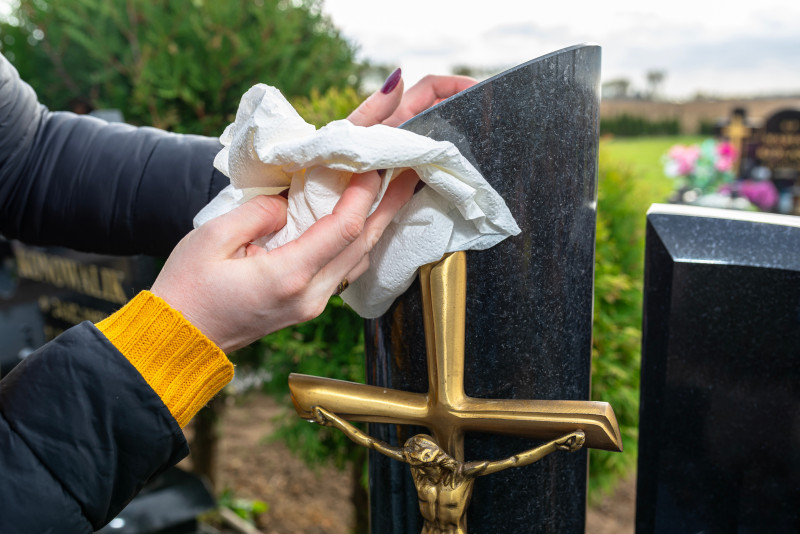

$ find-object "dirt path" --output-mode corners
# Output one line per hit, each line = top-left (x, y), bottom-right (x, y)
(187, 393), (634, 533)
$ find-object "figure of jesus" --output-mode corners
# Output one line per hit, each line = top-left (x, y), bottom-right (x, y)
(312, 406), (585, 534)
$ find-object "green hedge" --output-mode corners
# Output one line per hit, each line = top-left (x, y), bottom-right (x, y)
(588, 145), (649, 497)
(601, 113), (680, 137)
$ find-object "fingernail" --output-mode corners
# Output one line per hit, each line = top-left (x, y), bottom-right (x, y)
(414, 181), (426, 194)
(377, 169), (386, 177)
(381, 68), (402, 94)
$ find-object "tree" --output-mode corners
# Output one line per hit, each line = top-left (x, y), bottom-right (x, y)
(602, 78), (631, 100)
(0, 0), (362, 135)
(645, 70), (666, 101)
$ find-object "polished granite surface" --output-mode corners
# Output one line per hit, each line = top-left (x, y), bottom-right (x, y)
(637, 205), (800, 533)
(365, 44), (602, 534)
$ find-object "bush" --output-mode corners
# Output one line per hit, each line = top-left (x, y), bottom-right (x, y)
(601, 114), (680, 137)
(1, 0), (361, 135)
(235, 296), (365, 469)
(698, 119), (718, 136)
(589, 144), (652, 497)
(291, 86), (363, 128)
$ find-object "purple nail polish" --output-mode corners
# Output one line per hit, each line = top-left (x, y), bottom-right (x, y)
(381, 68), (402, 94)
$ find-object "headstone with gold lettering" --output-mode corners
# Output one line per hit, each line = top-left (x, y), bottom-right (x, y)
(0, 237), (159, 376)
(751, 109), (800, 214)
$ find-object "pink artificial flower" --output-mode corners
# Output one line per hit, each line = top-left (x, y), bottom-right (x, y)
(715, 157), (733, 172)
(716, 141), (736, 158)
(714, 142), (737, 172)
(668, 145), (701, 175)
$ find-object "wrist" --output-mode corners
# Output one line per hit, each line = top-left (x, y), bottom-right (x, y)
(96, 291), (234, 427)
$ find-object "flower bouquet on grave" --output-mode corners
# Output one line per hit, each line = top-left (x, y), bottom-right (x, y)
(663, 139), (737, 204)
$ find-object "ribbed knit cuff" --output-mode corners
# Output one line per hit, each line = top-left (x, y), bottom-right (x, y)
(96, 291), (233, 428)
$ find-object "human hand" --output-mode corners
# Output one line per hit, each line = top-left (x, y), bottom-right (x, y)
(344, 68), (476, 194)
(347, 68), (476, 127)
(152, 69), (471, 353)
(151, 164), (418, 352)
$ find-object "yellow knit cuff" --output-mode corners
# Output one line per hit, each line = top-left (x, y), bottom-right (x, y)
(96, 290), (233, 428)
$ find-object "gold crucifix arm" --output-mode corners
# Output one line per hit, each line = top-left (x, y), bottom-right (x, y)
(289, 374), (429, 426)
(313, 406), (406, 462)
(420, 251), (467, 408)
(455, 397), (622, 452)
(465, 429), (586, 477)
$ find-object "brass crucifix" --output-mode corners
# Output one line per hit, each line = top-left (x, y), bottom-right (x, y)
(289, 251), (623, 532)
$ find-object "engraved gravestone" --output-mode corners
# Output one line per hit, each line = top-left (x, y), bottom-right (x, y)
(752, 108), (800, 214)
(364, 44), (603, 533)
(0, 238), (159, 377)
(637, 204), (800, 533)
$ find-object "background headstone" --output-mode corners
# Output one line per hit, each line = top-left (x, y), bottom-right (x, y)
(637, 204), (800, 533)
(365, 44), (601, 533)
(0, 238), (159, 377)
(751, 108), (800, 214)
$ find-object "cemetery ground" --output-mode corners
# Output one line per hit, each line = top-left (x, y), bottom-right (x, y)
(185, 392), (636, 534)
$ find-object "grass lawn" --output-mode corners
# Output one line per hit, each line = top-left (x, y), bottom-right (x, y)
(599, 135), (707, 205)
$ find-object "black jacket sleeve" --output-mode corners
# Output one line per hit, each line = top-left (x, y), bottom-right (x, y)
(0, 52), (229, 257)
(0, 322), (189, 533)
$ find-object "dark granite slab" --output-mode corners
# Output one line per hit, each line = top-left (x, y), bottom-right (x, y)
(365, 44), (601, 533)
(638, 204), (800, 533)
(0, 238), (159, 377)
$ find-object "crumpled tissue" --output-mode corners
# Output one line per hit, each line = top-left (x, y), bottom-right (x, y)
(194, 84), (521, 318)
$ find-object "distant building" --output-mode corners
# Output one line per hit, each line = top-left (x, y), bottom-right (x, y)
(600, 96), (800, 135)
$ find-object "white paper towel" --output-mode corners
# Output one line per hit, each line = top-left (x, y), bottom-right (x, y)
(195, 84), (521, 318)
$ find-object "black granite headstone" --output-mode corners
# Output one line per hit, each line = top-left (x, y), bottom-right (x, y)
(752, 108), (800, 214)
(365, 44), (601, 533)
(0, 238), (159, 377)
(637, 204), (800, 533)
(97, 468), (216, 534)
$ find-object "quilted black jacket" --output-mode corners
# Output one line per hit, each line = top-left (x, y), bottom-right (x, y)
(0, 52), (229, 256)
(0, 52), (227, 531)
(0, 325), (189, 533)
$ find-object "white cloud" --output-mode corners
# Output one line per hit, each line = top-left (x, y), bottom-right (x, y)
(323, 0), (800, 98)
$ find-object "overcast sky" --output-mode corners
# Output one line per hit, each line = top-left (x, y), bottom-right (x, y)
(2, 1), (797, 99)
(323, 0), (800, 100)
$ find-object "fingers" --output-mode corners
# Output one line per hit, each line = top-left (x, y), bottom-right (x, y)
(201, 195), (288, 255)
(383, 74), (477, 127)
(317, 170), (420, 290)
(273, 171), (382, 274)
(347, 72), (405, 127)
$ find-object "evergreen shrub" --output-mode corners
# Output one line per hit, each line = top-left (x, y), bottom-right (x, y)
(601, 113), (680, 136)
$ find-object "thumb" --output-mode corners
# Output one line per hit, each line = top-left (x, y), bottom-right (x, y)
(347, 68), (405, 127)
(202, 195), (288, 254)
